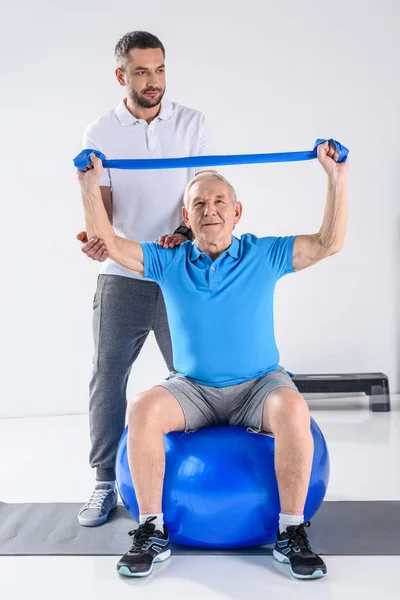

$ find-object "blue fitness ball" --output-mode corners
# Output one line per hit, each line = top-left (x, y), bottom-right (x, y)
(116, 420), (329, 548)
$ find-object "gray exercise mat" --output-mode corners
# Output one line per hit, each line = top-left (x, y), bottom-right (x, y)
(0, 501), (398, 556)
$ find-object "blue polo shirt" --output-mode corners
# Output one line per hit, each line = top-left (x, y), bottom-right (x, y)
(140, 233), (296, 387)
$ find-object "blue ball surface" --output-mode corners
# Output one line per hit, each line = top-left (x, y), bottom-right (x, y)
(116, 420), (329, 548)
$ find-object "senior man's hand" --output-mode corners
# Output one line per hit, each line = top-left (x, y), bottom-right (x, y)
(77, 231), (109, 262)
(77, 153), (104, 190)
(156, 233), (189, 248)
(317, 140), (349, 179)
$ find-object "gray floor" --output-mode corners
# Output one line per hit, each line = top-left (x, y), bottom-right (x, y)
(1, 500), (398, 556)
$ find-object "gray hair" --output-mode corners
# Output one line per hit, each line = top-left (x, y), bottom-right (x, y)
(183, 172), (237, 208)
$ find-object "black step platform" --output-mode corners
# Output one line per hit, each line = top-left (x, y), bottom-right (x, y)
(290, 372), (391, 412)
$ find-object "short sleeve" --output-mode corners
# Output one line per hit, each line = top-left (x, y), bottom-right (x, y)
(140, 242), (179, 284)
(82, 127), (111, 187)
(255, 235), (297, 280)
(195, 114), (214, 174)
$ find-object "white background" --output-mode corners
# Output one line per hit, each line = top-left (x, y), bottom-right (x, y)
(1, 0), (399, 417)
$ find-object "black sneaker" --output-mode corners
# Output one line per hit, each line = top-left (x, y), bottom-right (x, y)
(117, 517), (171, 577)
(273, 521), (327, 579)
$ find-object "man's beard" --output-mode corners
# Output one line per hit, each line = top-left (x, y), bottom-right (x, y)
(129, 86), (165, 109)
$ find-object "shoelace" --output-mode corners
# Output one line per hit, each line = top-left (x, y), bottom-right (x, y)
(84, 488), (113, 510)
(286, 521), (313, 552)
(128, 516), (157, 552)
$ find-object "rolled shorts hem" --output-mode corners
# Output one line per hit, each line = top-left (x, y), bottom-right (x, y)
(156, 369), (299, 433)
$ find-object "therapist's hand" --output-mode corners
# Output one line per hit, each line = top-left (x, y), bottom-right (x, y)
(77, 231), (109, 262)
(155, 233), (189, 248)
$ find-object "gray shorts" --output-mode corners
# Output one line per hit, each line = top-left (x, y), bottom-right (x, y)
(157, 368), (299, 433)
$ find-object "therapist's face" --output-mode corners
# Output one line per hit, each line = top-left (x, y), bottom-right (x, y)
(116, 48), (166, 109)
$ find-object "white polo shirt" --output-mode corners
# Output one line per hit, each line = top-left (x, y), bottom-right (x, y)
(82, 98), (213, 279)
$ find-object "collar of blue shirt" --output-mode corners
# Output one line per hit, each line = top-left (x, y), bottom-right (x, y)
(189, 236), (240, 262)
(115, 98), (173, 126)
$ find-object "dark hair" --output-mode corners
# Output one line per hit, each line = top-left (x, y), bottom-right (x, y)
(115, 31), (165, 68)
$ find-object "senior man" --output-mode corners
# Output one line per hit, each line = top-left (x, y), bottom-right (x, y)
(78, 141), (348, 580)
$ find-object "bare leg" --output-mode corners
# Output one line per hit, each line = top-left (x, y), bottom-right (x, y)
(126, 386), (186, 515)
(262, 388), (313, 515)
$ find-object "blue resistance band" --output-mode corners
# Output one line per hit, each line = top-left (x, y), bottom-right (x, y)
(73, 138), (348, 172)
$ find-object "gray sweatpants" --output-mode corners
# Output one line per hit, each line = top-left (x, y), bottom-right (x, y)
(89, 274), (174, 481)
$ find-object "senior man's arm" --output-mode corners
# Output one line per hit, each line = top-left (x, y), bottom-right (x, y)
(292, 141), (348, 272)
(78, 153), (144, 276)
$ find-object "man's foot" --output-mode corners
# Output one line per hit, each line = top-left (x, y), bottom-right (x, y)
(117, 516), (171, 577)
(78, 482), (118, 527)
(273, 521), (327, 579)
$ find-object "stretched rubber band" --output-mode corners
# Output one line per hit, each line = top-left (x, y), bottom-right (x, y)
(73, 138), (348, 171)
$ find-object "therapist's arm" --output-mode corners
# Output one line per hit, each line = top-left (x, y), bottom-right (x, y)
(77, 153), (144, 276)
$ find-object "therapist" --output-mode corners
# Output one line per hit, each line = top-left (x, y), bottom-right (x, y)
(77, 30), (213, 528)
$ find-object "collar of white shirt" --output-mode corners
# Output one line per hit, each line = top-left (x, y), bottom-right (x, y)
(115, 98), (173, 126)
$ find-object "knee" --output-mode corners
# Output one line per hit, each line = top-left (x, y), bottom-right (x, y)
(127, 391), (164, 428)
(267, 390), (310, 433)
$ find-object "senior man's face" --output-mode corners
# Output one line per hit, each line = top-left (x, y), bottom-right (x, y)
(183, 179), (242, 243)
(116, 48), (166, 109)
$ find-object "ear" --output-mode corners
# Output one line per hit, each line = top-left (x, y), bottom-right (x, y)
(115, 68), (126, 87)
(182, 206), (190, 228)
(233, 201), (243, 225)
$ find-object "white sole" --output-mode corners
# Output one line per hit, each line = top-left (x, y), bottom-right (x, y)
(273, 549), (326, 579)
(78, 502), (118, 527)
(273, 548), (291, 564)
(118, 549), (171, 578)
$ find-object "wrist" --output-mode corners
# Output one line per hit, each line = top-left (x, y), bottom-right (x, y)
(80, 179), (100, 194)
(328, 170), (347, 185)
(174, 225), (193, 241)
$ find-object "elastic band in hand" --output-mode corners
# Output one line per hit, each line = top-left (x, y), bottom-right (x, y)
(73, 139), (349, 171)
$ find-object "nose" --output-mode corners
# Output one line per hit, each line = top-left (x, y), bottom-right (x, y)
(147, 78), (156, 88)
(204, 202), (217, 216)
(147, 72), (161, 88)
